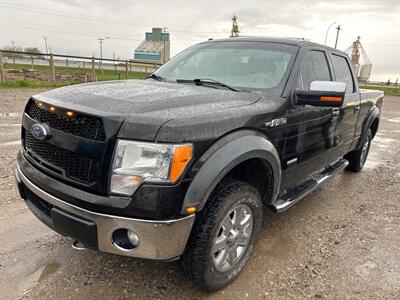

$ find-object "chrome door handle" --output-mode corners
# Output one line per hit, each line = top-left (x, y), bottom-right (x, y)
(332, 108), (340, 116)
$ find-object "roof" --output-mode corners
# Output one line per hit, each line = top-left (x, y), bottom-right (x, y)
(206, 37), (306, 46)
(202, 37), (345, 53)
(135, 40), (167, 54)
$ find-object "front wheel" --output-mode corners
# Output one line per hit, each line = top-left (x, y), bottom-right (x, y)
(345, 129), (372, 172)
(182, 181), (262, 291)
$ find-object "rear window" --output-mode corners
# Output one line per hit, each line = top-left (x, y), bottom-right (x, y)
(332, 55), (354, 94)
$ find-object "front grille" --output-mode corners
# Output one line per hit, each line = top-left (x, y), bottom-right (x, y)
(24, 132), (100, 184)
(27, 101), (106, 141)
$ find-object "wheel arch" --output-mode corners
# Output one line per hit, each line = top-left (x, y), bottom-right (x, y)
(181, 130), (281, 214)
(356, 105), (379, 149)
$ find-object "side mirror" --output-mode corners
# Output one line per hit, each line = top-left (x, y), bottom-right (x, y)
(295, 81), (346, 107)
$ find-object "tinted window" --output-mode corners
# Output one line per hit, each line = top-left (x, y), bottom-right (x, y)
(332, 55), (354, 93)
(299, 51), (331, 89)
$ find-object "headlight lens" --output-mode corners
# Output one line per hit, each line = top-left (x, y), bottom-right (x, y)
(110, 140), (192, 195)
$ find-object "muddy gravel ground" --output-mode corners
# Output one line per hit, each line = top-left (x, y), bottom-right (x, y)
(0, 88), (399, 300)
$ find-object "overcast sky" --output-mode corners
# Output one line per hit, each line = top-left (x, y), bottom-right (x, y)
(1, 0), (399, 81)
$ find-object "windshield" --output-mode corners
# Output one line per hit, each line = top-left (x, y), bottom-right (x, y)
(154, 41), (298, 90)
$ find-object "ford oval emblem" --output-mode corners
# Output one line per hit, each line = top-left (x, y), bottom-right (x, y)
(31, 124), (51, 140)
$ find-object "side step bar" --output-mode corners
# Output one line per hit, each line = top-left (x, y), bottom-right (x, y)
(272, 159), (349, 213)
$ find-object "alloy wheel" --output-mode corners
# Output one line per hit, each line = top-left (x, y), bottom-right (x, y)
(211, 203), (253, 272)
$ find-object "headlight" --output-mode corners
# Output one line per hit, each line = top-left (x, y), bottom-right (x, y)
(110, 140), (193, 195)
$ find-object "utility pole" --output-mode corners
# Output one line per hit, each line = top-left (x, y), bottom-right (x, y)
(42, 36), (49, 58)
(163, 27), (168, 64)
(97, 37), (108, 70)
(334, 25), (342, 49)
(0, 51), (5, 83)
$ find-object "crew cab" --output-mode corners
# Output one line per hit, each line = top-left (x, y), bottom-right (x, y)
(15, 38), (383, 291)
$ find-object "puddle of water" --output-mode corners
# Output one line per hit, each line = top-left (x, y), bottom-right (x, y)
(363, 159), (380, 170)
(0, 112), (20, 117)
(263, 236), (291, 258)
(374, 136), (396, 144)
(372, 136), (396, 149)
(0, 123), (21, 128)
(387, 117), (400, 123)
(38, 262), (60, 282)
(0, 140), (20, 147)
(16, 262), (60, 298)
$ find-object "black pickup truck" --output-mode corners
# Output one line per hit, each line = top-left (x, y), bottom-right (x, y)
(15, 38), (383, 291)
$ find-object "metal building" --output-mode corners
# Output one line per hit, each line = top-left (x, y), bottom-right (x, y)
(134, 28), (170, 63)
(345, 37), (372, 82)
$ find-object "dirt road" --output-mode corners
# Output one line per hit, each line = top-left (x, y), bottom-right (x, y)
(1, 88), (399, 299)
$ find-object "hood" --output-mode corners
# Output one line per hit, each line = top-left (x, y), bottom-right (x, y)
(34, 80), (261, 140)
(34, 79), (261, 117)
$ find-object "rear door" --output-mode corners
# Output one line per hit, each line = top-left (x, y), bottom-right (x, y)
(328, 53), (361, 162)
(282, 48), (336, 190)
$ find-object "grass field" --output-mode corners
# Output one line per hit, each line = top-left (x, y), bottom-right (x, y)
(2, 63), (400, 95)
(1, 63), (147, 88)
(361, 85), (400, 96)
(0, 80), (80, 89)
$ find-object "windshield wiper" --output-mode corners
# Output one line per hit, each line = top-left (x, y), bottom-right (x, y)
(176, 78), (240, 92)
(146, 73), (166, 81)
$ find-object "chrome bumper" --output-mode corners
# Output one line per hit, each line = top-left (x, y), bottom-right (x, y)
(16, 165), (195, 260)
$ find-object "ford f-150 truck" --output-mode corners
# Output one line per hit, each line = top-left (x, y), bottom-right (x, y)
(15, 38), (383, 291)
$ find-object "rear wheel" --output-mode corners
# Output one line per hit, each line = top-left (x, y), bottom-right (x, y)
(345, 129), (372, 172)
(182, 181), (262, 291)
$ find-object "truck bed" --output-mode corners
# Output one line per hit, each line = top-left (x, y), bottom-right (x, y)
(360, 88), (384, 101)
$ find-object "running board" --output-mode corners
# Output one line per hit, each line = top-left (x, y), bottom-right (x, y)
(272, 159), (349, 213)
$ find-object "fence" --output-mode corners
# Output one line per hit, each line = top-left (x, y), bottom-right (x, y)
(0, 50), (163, 84)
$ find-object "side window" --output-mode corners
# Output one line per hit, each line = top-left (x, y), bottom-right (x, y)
(299, 51), (331, 90)
(332, 55), (354, 94)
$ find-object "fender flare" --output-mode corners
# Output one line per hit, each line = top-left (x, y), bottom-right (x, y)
(181, 131), (281, 214)
(356, 105), (379, 149)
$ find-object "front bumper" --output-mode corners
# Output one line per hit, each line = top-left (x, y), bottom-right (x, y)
(16, 164), (195, 260)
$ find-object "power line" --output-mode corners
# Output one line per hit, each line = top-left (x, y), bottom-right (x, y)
(1, 23), (210, 44)
(4, 22), (400, 49)
(1, 24), (109, 39)
(364, 43), (400, 48)
(1, 4), (226, 34)
(1, 4), (149, 28)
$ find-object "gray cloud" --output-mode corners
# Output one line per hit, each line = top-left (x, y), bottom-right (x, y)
(1, 0), (399, 80)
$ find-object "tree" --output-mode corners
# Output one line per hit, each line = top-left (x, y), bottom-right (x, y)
(24, 47), (41, 54)
(24, 47), (42, 57)
(3, 45), (23, 58)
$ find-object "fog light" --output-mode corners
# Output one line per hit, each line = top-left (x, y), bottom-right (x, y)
(112, 228), (140, 251)
(127, 230), (140, 247)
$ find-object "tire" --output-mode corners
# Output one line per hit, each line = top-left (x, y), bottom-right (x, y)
(345, 129), (372, 172)
(182, 180), (262, 291)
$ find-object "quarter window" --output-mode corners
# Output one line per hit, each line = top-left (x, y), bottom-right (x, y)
(299, 51), (331, 89)
(332, 55), (354, 94)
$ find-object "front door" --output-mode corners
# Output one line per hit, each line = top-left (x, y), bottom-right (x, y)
(282, 49), (336, 190)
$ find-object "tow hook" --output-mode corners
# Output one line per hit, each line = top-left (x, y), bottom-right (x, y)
(72, 240), (87, 251)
